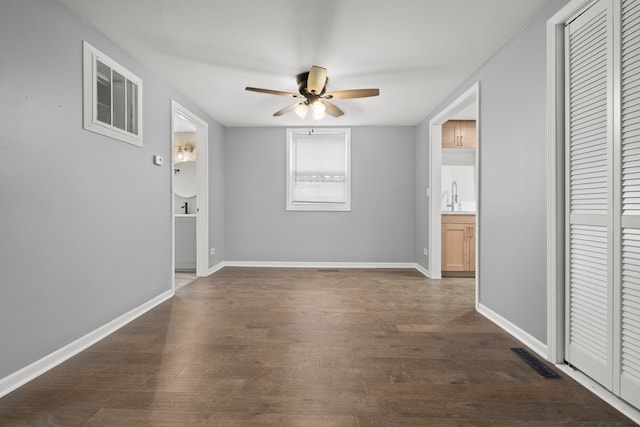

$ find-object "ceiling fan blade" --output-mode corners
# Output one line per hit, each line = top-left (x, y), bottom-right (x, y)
(324, 88), (380, 100)
(273, 102), (302, 117)
(246, 87), (302, 98)
(307, 66), (327, 95)
(322, 100), (344, 117)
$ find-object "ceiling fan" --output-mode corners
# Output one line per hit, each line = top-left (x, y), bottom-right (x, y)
(245, 65), (379, 120)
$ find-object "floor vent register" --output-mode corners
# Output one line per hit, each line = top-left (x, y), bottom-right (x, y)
(511, 347), (561, 379)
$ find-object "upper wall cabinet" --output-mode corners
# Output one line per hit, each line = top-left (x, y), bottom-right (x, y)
(442, 120), (476, 149)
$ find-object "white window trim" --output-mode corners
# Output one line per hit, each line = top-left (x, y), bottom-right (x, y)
(83, 41), (143, 147)
(286, 128), (351, 212)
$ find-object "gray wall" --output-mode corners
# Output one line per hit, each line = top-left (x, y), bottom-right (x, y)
(415, 0), (570, 343)
(0, 0), (224, 378)
(225, 127), (416, 262)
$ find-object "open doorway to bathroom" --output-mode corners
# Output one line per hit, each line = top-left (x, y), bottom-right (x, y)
(428, 83), (479, 305)
(171, 101), (208, 291)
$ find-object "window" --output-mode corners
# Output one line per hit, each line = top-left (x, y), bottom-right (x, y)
(83, 41), (142, 146)
(286, 128), (351, 211)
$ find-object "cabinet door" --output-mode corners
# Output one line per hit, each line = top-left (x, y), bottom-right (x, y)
(175, 217), (197, 271)
(441, 121), (457, 148)
(461, 120), (477, 148)
(442, 223), (469, 271)
(468, 224), (475, 272)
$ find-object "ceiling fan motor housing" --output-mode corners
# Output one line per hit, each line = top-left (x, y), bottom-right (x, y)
(296, 71), (327, 97)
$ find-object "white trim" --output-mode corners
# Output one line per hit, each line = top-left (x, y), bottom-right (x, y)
(478, 302), (548, 359)
(223, 261), (420, 270)
(207, 261), (226, 276)
(427, 82), (480, 291)
(285, 128), (351, 212)
(0, 290), (173, 399)
(170, 101), (210, 286)
(208, 261), (432, 278)
(414, 263), (432, 278)
(428, 121), (443, 280)
(82, 41), (143, 147)
(611, 0), (622, 395)
(555, 364), (640, 424)
(545, 0), (602, 366)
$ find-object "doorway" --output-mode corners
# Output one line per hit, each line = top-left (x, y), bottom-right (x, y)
(428, 83), (480, 304)
(171, 101), (209, 291)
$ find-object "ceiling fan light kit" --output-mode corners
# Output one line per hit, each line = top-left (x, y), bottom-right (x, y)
(294, 102), (308, 118)
(246, 65), (379, 120)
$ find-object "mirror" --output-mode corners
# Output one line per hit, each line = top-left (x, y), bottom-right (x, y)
(174, 161), (196, 198)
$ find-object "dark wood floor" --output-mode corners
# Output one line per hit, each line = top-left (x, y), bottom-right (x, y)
(0, 268), (635, 426)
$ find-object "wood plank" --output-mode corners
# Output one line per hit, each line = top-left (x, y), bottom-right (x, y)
(0, 268), (634, 425)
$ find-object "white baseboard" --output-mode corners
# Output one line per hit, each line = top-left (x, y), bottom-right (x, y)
(222, 261), (419, 270)
(0, 289), (173, 399)
(207, 261), (435, 279)
(556, 364), (640, 424)
(478, 303), (640, 422)
(414, 263), (432, 278)
(477, 302), (548, 359)
(206, 261), (225, 276)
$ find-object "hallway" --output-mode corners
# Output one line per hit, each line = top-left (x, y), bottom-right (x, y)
(0, 268), (633, 426)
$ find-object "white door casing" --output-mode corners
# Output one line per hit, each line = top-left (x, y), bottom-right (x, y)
(170, 100), (209, 288)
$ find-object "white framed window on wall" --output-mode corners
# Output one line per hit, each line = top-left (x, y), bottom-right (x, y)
(83, 41), (143, 147)
(286, 128), (351, 211)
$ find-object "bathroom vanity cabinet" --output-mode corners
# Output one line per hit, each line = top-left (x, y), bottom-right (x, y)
(441, 214), (475, 276)
(175, 215), (196, 271)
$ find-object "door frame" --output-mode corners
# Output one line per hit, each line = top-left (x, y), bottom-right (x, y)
(546, 0), (595, 366)
(170, 100), (209, 290)
(428, 82), (480, 306)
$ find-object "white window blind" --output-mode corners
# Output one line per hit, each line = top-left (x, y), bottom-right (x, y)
(286, 128), (351, 211)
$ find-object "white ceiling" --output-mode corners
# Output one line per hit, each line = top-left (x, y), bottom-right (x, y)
(60, 0), (552, 128)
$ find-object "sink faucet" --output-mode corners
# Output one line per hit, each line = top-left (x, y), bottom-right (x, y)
(182, 202), (188, 214)
(446, 181), (458, 211)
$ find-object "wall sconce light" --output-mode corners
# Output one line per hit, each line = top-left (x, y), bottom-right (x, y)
(175, 143), (196, 162)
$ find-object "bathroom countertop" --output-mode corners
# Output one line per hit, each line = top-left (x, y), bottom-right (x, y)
(175, 214), (197, 218)
(441, 211), (476, 215)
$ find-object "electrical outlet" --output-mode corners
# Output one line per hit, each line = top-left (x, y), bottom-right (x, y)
(210, 248), (215, 255)
(423, 248), (428, 256)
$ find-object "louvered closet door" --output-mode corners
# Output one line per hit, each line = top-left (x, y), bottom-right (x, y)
(619, 0), (640, 409)
(565, 0), (614, 388)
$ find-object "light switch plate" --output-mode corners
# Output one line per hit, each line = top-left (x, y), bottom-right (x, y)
(153, 155), (164, 166)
